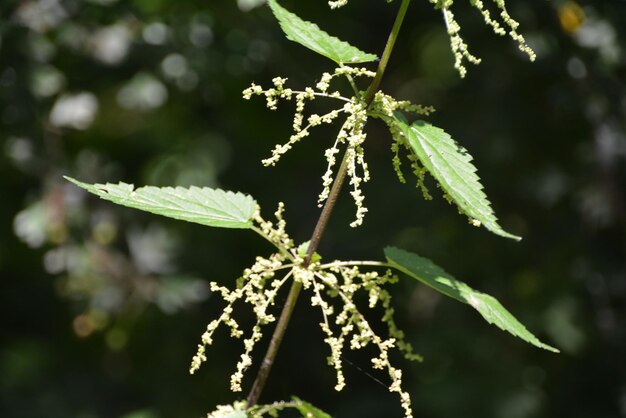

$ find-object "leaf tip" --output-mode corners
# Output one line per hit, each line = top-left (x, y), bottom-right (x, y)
(64, 176), (88, 190)
(505, 230), (523, 242)
(498, 230), (523, 242)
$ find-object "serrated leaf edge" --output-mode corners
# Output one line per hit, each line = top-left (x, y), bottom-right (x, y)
(65, 176), (257, 229)
(384, 246), (559, 353)
(392, 116), (521, 241)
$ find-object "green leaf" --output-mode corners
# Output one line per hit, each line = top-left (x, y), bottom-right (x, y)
(392, 115), (520, 240)
(296, 241), (322, 263)
(385, 247), (559, 353)
(65, 177), (257, 229)
(292, 396), (332, 418)
(267, 0), (377, 64)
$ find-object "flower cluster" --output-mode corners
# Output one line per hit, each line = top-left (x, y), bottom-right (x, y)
(205, 398), (329, 418)
(441, 4), (481, 78)
(192, 201), (420, 417)
(368, 91), (436, 201)
(243, 66), (378, 228)
(321, 98), (370, 227)
(190, 203), (296, 392)
(206, 401), (247, 418)
(382, 115), (434, 201)
(433, 0), (536, 77)
(369, 91), (435, 120)
(189, 250), (292, 391)
(244, 67), (437, 228)
(298, 261), (421, 418)
(328, 0), (535, 78)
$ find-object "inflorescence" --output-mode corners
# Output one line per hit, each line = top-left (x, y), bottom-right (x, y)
(435, 0), (536, 77)
(206, 398), (337, 418)
(328, 0), (536, 78)
(243, 66), (433, 228)
(191, 203), (421, 418)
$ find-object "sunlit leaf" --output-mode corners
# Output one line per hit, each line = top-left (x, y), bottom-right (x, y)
(392, 115), (521, 240)
(385, 247), (559, 352)
(65, 177), (257, 229)
(267, 0), (377, 64)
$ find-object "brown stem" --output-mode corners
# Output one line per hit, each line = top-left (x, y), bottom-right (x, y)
(245, 278), (302, 407)
(246, 152), (350, 407)
(303, 152), (351, 264)
(246, 0), (412, 407)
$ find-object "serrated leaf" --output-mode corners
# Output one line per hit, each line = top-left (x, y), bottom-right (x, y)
(65, 177), (257, 229)
(392, 115), (520, 240)
(292, 396), (332, 418)
(267, 0), (377, 64)
(385, 247), (559, 352)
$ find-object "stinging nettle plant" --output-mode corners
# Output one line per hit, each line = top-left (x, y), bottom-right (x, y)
(66, 0), (558, 417)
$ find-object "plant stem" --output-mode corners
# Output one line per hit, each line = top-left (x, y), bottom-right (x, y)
(246, 0), (412, 407)
(246, 151), (350, 408)
(366, 0), (412, 105)
(245, 273), (302, 407)
(304, 151), (351, 264)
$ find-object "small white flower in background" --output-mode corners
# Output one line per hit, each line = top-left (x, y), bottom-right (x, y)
(14, 0), (68, 33)
(127, 224), (176, 275)
(161, 54), (188, 79)
(49, 92), (99, 130)
(30, 65), (66, 98)
(189, 22), (214, 48)
(117, 73), (168, 111)
(237, 0), (266, 12)
(91, 24), (131, 65)
(5, 137), (34, 167)
(143, 22), (170, 45)
(13, 202), (47, 249)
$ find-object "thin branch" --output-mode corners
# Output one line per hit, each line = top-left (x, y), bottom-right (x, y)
(366, 0), (412, 105)
(304, 150), (351, 265)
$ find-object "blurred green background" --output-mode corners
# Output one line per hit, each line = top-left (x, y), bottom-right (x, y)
(1, 0), (625, 417)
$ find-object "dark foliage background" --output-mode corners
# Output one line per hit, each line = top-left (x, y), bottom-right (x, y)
(1, 0), (625, 417)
